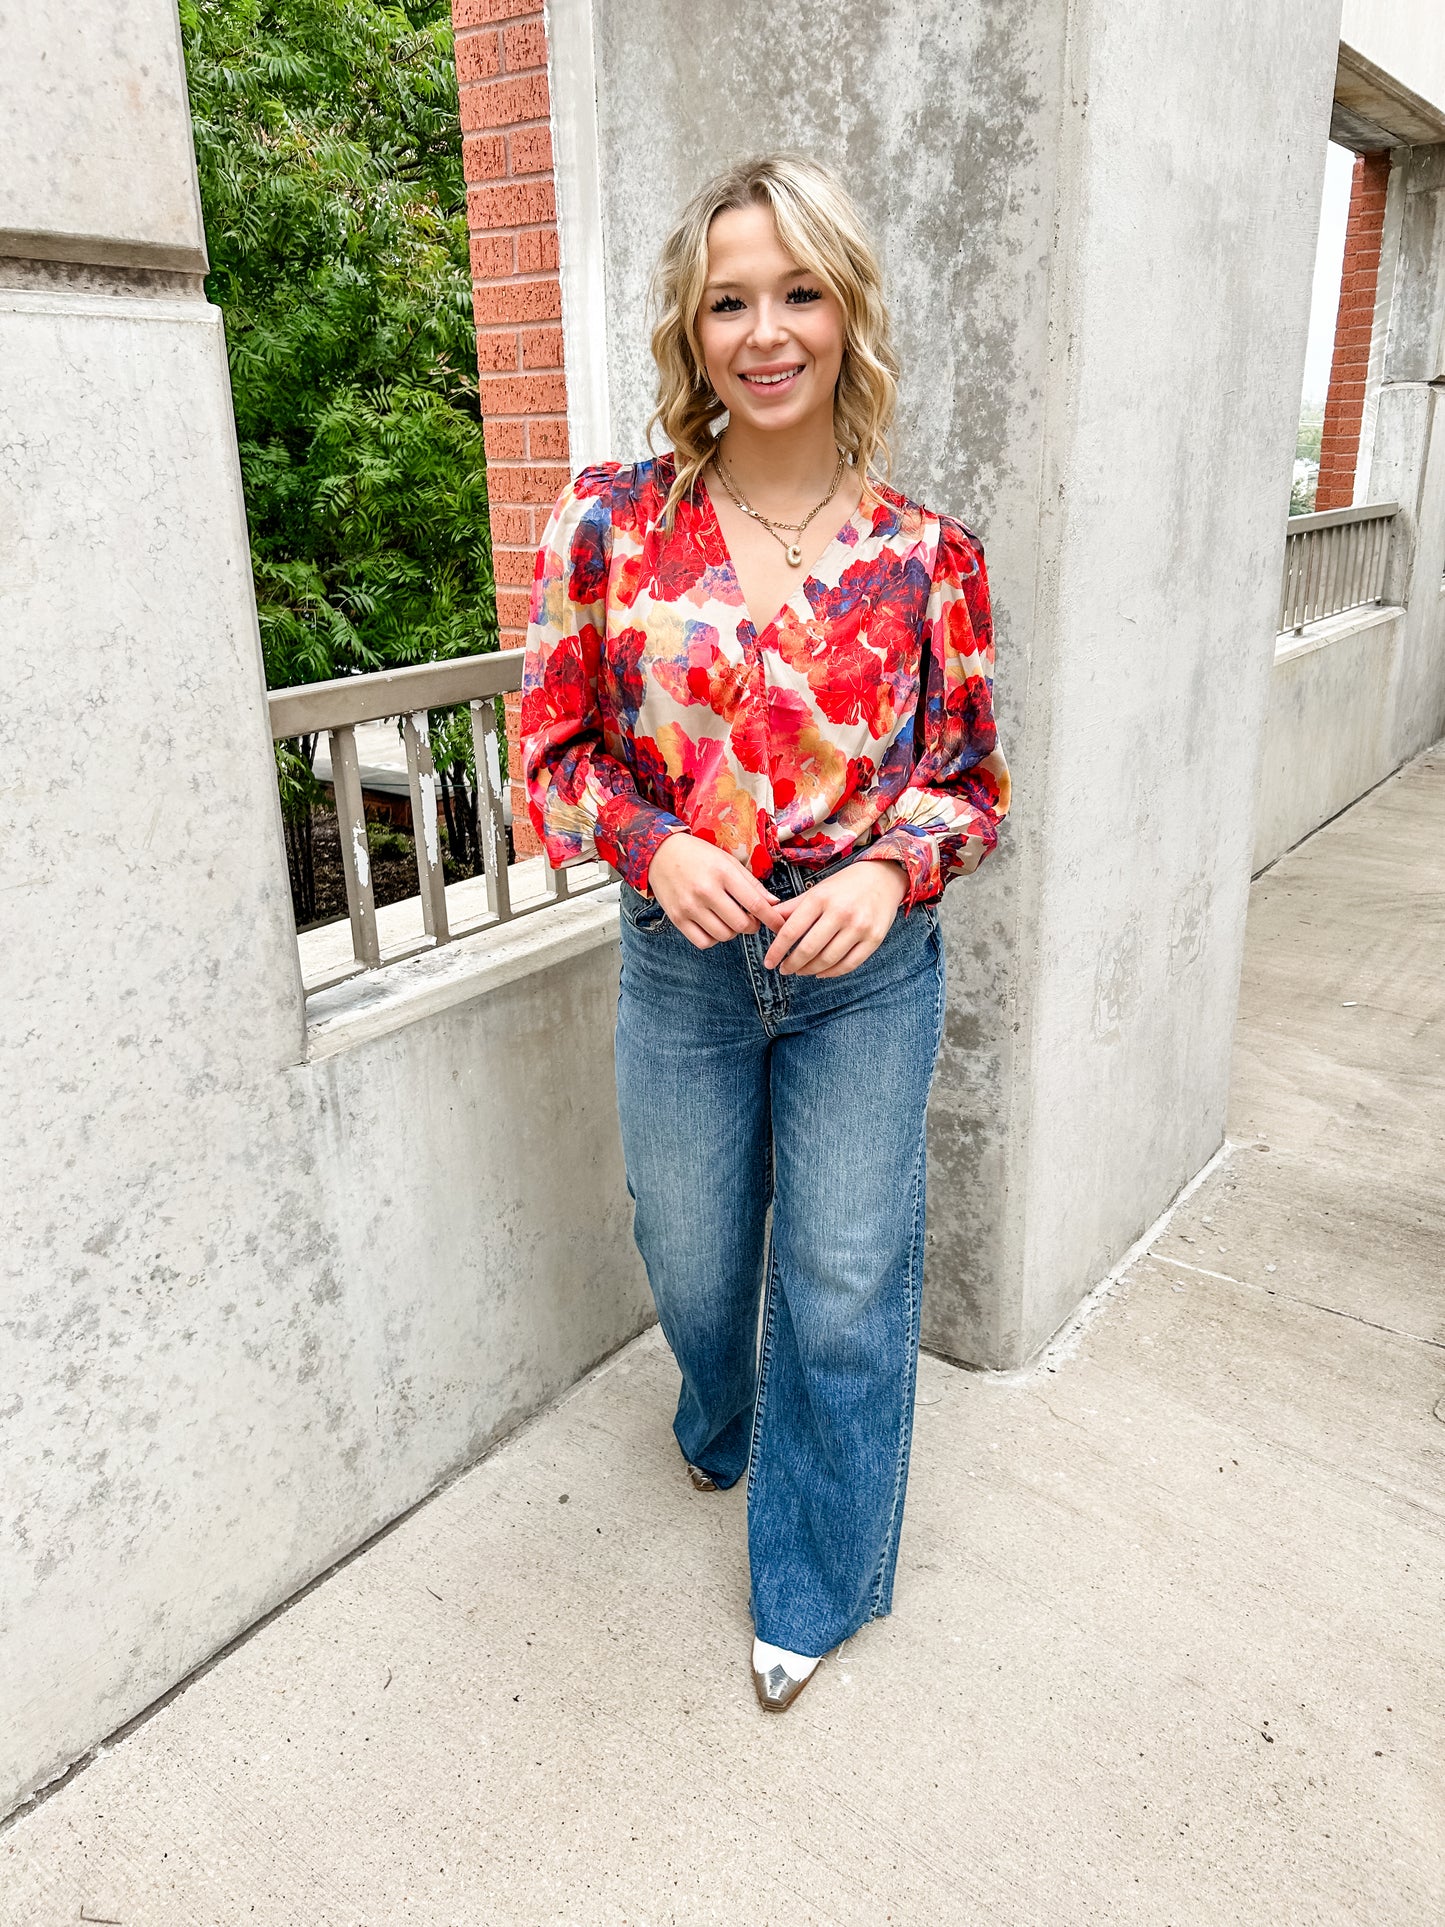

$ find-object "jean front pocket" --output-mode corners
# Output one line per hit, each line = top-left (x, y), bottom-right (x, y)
(619, 879), (668, 935)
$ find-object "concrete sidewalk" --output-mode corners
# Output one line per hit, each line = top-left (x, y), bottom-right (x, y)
(5, 751), (1443, 1927)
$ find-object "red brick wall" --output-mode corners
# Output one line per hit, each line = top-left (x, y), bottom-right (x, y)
(1315, 150), (1391, 514)
(453, 0), (570, 855)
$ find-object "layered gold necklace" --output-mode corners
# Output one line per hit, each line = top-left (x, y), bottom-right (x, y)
(710, 445), (847, 568)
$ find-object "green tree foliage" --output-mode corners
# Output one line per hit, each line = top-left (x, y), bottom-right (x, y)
(180, 0), (498, 908)
(181, 0), (495, 683)
(1292, 400), (1325, 516)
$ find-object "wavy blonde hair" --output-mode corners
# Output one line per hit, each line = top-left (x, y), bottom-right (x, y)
(647, 153), (899, 528)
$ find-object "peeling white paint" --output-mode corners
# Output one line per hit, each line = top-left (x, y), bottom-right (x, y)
(350, 819), (371, 892)
(420, 786), (440, 872)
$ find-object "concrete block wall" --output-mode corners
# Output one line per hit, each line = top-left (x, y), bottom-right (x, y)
(453, 0), (568, 854)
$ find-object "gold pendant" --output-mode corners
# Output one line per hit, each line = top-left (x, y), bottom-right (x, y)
(787, 542), (803, 567)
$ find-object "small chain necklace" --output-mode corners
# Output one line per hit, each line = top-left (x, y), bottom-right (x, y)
(711, 445), (847, 568)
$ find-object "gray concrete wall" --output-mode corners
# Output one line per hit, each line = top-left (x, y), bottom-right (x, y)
(1256, 136), (1445, 877)
(1342, 0), (1445, 123)
(0, 3), (648, 1816)
(585, 0), (1341, 1365)
(1011, 1), (1342, 1354)
(1253, 614), (1404, 871)
(587, 2), (1063, 1363)
(1366, 146), (1445, 770)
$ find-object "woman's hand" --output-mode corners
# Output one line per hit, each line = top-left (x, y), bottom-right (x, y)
(645, 833), (785, 947)
(763, 860), (908, 977)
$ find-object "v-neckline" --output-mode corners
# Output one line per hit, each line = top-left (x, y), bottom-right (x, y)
(696, 468), (872, 643)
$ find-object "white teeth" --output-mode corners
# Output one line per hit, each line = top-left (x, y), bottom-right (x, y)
(742, 369), (800, 385)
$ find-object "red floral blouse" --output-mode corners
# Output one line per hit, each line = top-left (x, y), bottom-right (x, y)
(520, 453), (1010, 911)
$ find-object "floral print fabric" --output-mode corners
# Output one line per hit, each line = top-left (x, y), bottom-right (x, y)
(520, 453), (1010, 911)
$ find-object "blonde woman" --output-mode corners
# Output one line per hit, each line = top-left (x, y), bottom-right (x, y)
(521, 155), (1010, 1713)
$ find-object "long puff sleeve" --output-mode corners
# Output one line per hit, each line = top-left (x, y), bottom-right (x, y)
(520, 472), (687, 892)
(855, 514), (1011, 910)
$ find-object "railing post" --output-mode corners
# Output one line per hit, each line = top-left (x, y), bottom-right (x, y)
(469, 697), (512, 924)
(270, 651), (615, 990)
(1279, 504), (1401, 636)
(329, 724), (381, 969)
(1282, 531), (1299, 634)
(402, 710), (450, 947)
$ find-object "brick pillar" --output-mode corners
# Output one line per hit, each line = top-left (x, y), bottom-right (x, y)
(453, 0), (571, 856)
(1315, 150), (1391, 513)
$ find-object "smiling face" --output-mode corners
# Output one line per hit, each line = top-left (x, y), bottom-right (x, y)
(695, 201), (847, 440)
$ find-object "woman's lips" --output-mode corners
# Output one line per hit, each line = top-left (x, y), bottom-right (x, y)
(736, 365), (804, 393)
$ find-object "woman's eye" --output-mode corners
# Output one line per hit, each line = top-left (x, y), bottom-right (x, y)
(785, 285), (823, 305)
(709, 294), (745, 314)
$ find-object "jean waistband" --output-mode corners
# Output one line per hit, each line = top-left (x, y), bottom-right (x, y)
(764, 847), (864, 900)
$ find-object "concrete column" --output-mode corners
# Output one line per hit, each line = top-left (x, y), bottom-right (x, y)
(1363, 142), (1445, 765)
(579, 0), (1343, 1365)
(0, 0), (319, 1811)
(0, 0), (652, 1816)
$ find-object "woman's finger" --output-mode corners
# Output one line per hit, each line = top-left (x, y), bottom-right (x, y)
(798, 925), (862, 975)
(779, 907), (848, 974)
(685, 905), (740, 946)
(704, 887), (763, 936)
(724, 873), (784, 931)
(812, 939), (875, 978)
(763, 894), (825, 969)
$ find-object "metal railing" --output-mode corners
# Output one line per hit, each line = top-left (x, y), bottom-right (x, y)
(269, 649), (611, 980)
(1279, 500), (1398, 634)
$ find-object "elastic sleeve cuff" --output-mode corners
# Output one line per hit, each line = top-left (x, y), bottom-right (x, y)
(856, 830), (941, 912)
(595, 804), (689, 895)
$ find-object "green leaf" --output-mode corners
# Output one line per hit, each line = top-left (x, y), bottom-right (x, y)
(181, 0), (498, 692)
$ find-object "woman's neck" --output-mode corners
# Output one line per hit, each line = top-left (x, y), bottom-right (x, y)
(713, 411), (845, 513)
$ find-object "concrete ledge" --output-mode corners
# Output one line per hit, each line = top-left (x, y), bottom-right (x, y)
(0, 229), (208, 275)
(0, 257), (207, 300)
(303, 884), (621, 1061)
(1272, 600), (1403, 665)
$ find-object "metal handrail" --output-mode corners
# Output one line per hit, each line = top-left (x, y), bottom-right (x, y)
(268, 649), (610, 980)
(268, 649), (525, 737)
(1279, 500), (1399, 634)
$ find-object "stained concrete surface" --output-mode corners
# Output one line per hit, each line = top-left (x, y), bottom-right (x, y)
(587, 0), (1347, 1371)
(1, 293), (650, 1815)
(3, 748), (1443, 1925)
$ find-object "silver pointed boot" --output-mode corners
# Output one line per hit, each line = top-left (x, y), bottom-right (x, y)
(751, 1650), (821, 1714)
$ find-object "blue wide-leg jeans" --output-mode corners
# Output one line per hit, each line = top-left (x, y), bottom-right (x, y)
(613, 853), (947, 1657)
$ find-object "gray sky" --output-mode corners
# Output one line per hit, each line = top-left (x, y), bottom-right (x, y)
(1302, 142), (1356, 407)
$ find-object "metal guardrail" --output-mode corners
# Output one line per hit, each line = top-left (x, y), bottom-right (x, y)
(1279, 500), (1398, 634)
(269, 649), (610, 977)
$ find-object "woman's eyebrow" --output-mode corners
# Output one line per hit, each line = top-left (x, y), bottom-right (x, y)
(703, 266), (811, 292)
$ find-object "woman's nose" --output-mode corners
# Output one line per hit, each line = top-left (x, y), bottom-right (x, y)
(747, 298), (790, 348)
